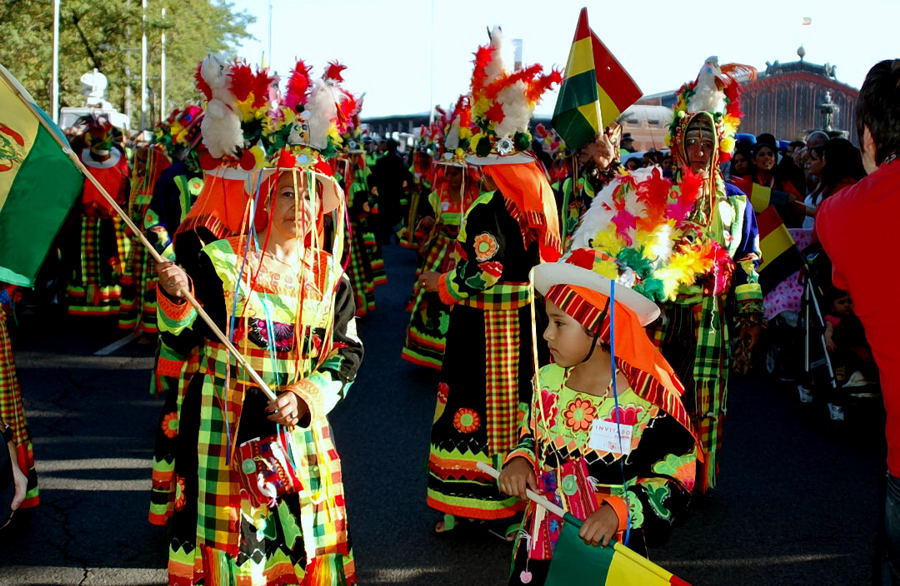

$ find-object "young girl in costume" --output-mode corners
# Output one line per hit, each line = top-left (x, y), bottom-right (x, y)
(499, 247), (699, 585)
(499, 154), (715, 583)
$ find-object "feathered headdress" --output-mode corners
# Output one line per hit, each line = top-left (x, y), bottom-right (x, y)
(78, 113), (116, 151)
(266, 60), (346, 165)
(434, 95), (473, 166)
(570, 166), (733, 302)
(467, 27), (562, 164)
(195, 55), (273, 171)
(666, 56), (742, 164)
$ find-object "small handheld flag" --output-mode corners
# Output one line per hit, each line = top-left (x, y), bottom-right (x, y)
(477, 462), (689, 585)
(552, 8), (642, 152)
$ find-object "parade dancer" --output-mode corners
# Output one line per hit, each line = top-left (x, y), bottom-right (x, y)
(66, 115), (130, 317)
(401, 97), (481, 370)
(647, 58), (763, 493)
(422, 28), (561, 534)
(156, 64), (362, 584)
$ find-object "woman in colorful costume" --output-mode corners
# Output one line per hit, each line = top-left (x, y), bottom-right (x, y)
(155, 67), (362, 584)
(401, 97), (481, 369)
(499, 212), (701, 583)
(645, 58), (763, 493)
(118, 144), (171, 335)
(422, 28), (562, 532)
(66, 114), (130, 317)
(0, 285), (38, 511)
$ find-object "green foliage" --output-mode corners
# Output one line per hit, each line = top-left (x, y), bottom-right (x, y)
(0, 0), (254, 129)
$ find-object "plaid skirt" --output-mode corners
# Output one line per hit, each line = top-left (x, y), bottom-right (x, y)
(0, 314), (38, 508)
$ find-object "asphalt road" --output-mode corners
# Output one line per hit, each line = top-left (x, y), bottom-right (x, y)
(0, 244), (888, 585)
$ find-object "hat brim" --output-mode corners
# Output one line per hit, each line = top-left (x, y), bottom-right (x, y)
(247, 167), (343, 215)
(434, 160), (467, 167)
(465, 152), (535, 165)
(533, 263), (660, 326)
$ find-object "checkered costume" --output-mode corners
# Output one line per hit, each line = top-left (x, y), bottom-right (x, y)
(158, 237), (362, 585)
(427, 189), (550, 521)
(647, 184), (762, 493)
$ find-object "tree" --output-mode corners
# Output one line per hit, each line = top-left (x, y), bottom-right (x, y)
(0, 0), (254, 129)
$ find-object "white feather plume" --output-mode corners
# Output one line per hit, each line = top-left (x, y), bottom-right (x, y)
(199, 55), (243, 158)
(687, 56), (726, 114)
(485, 27), (506, 84)
(304, 79), (339, 151)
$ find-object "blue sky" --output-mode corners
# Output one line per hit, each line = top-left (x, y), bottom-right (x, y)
(231, 0), (898, 118)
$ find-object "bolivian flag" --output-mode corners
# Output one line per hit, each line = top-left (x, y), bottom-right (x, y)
(545, 513), (689, 585)
(756, 205), (804, 294)
(0, 65), (83, 286)
(552, 8), (642, 152)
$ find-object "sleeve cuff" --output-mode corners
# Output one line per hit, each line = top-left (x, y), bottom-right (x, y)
(437, 272), (459, 306)
(156, 280), (194, 321)
(503, 448), (536, 469)
(598, 495), (630, 532)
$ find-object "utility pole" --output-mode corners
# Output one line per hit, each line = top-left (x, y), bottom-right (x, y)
(51, 0), (60, 123)
(140, 0), (148, 130)
(160, 6), (166, 120)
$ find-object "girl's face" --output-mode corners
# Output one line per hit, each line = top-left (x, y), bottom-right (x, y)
(732, 153), (750, 176)
(807, 148), (825, 177)
(832, 294), (852, 316)
(754, 146), (776, 171)
(543, 299), (596, 368)
(444, 166), (463, 191)
(270, 172), (316, 240)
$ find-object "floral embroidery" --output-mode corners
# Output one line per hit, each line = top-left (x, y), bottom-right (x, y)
(473, 232), (499, 261)
(563, 398), (597, 432)
(453, 408), (481, 433)
(604, 405), (643, 426)
(161, 411), (179, 438)
(174, 475), (186, 511)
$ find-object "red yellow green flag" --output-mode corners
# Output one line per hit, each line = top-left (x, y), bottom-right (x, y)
(545, 513), (689, 585)
(552, 8), (642, 151)
(0, 66), (83, 286)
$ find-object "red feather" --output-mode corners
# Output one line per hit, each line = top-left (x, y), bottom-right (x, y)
(284, 60), (312, 111)
(526, 70), (563, 103)
(471, 45), (494, 92)
(194, 61), (212, 101)
(636, 168), (672, 230)
(229, 62), (255, 102)
(485, 101), (505, 124)
(484, 63), (543, 99)
(252, 69), (275, 109)
(324, 61), (347, 82)
(724, 78), (742, 118)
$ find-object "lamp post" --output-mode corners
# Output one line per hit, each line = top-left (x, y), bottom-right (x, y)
(140, 0), (148, 130)
(52, 0), (61, 124)
(160, 6), (166, 119)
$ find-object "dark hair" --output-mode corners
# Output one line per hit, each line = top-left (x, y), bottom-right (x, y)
(821, 138), (867, 195)
(751, 142), (776, 157)
(855, 59), (900, 165)
(756, 133), (777, 148)
(789, 140), (805, 150)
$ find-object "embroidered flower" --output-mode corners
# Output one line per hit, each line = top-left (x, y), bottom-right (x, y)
(437, 382), (450, 405)
(473, 232), (499, 261)
(564, 398), (597, 432)
(161, 411), (179, 439)
(539, 389), (559, 423)
(605, 405), (643, 426)
(174, 475), (186, 511)
(453, 408), (481, 434)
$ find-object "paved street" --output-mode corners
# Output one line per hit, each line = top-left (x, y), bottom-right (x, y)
(0, 244), (887, 585)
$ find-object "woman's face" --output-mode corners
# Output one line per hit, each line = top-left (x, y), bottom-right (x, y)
(269, 172), (316, 240)
(732, 153), (750, 176)
(807, 148), (825, 177)
(754, 146), (776, 172)
(445, 166), (463, 191)
(543, 299), (595, 368)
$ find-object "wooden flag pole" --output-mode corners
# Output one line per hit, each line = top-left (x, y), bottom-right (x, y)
(0, 65), (278, 401)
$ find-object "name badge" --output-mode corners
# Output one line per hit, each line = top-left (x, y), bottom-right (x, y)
(589, 420), (634, 455)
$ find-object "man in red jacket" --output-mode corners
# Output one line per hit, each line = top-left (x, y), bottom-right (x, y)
(816, 59), (900, 584)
